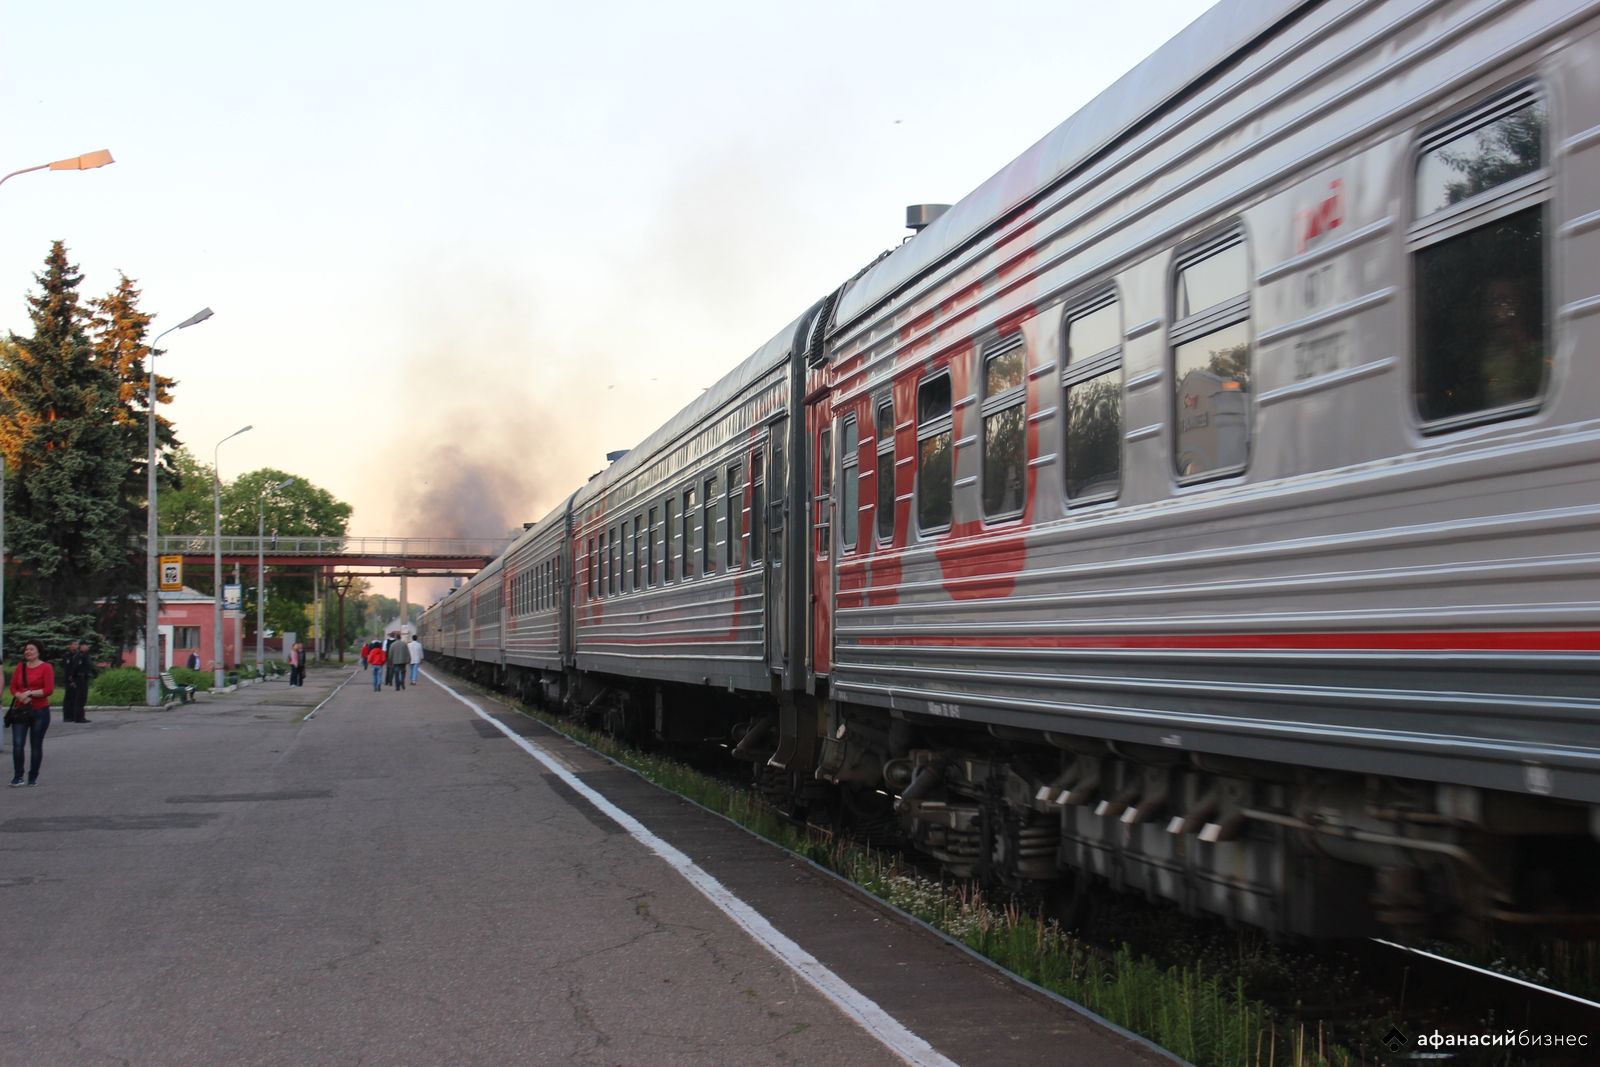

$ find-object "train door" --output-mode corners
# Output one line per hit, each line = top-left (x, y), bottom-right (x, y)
(806, 397), (833, 682)
(766, 418), (788, 674)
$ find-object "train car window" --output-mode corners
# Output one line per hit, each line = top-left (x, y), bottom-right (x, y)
(1412, 90), (1547, 428)
(604, 527), (617, 598)
(587, 537), (596, 600)
(980, 337), (1026, 520)
(1171, 233), (1251, 480)
(770, 443), (784, 566)
(682, 487), (696, 579)
(646, 506), (658, 587)
(815, 428), (831, 556)
(749, 450), (764, 563)
(916, 373), (953, 533)
(620, 521), (631, 594)
(633, 515), (643, 590)
(726, 463), (741, 568)
(703, 475), (718, 574)
(875, 397), (894, 543)
(665, 496), (678, 582)
(597, 531), (608, 598)
(840, 416), (859, 549)
(1175, 242), (1248, 319)
(1064, 295), (1123, 503)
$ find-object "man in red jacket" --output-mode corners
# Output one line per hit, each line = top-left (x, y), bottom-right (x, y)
(367, 641), (386, 692)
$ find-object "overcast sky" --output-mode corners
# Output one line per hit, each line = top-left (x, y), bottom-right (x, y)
(2, 0), (1214, 599)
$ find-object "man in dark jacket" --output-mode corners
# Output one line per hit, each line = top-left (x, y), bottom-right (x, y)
(387, 633), (409, 691)
(63, 639), (94, 723)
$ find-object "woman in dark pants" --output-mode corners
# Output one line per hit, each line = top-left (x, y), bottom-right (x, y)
(9, 640), (55, 787)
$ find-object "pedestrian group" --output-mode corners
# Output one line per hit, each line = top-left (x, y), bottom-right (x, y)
(361, 632), (421, 693)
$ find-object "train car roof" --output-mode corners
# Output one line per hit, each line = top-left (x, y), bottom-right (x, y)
(571, 305), (814, 510)
(831, 0), (1314, 332)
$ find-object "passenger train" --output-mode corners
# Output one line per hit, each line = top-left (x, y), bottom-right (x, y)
(421, 0), (1600, 938)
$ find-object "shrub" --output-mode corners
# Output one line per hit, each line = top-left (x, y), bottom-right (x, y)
(88, 667), (146, 706)
(170, 667), (211, 691)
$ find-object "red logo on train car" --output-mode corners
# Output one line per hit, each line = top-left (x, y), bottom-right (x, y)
(1295, 179), (1344, 253)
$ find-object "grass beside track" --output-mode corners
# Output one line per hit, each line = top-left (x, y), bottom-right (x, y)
(504, 698), (1355, 1067)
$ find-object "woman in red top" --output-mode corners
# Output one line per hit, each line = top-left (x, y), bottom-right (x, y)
(10, 640), (55, 787)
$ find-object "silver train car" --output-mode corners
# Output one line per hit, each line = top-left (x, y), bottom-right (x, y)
(422, 0), (1600, 938)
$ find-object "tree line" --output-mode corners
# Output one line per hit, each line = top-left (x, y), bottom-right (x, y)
(0, 241), (375, 659)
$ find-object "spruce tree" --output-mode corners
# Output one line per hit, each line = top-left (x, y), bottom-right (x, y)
(0, 242), (142, 651)
(91, 272), (180, 468)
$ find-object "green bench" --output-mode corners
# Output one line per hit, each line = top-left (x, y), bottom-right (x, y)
(160, 672), (195, 704)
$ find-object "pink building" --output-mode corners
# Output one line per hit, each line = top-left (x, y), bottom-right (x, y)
(122, 587), (244, 672)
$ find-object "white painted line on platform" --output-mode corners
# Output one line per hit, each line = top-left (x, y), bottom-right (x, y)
(425, 669), (959, 1067)
(304, 668), (363, 720)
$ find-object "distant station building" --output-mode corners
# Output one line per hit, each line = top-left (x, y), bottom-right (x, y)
(121, 587), (245, 672)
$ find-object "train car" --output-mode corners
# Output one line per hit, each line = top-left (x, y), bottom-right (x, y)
(563, 310), (818, 741)
(794, 0), (1600, 936)
(420, 0), (1599, 937)
(501, 496), (575, 700)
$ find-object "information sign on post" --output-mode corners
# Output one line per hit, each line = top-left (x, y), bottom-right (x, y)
(223, 583), (243, 612)
(159, 555), (184, 592)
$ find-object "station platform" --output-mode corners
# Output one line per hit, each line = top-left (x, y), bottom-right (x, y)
(0, 664), (1179, 1066)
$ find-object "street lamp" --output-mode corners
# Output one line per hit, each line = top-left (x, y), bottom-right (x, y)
(211, 425), (251, 690)
(143, 307), (214, 706)
(0, 149), (114, 190)
(256, 478), (294, 678)
(1, 148), (114, 666)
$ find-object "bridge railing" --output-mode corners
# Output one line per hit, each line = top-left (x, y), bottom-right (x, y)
(156, 535), (514, 558)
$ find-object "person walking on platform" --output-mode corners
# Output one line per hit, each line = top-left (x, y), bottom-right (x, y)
(388, 633), (409, 691)
(62, 639), (93, 723)
(287, 642), (304, 686)
(406, 635), (423, 686)
(382, 632), (399, 688)
(367, 640), (386, 692)
(8, 640), (55, 786)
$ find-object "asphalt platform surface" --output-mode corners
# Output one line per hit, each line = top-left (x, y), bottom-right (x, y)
(0, 664), (1176, 1067)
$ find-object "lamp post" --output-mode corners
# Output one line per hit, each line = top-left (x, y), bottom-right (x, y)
(211, 425), (251, 690)
(143, 307), (214, 706)
(256, 478), (294, 677)
(1, 148), (114, 667)
(0, 148), (114, 190)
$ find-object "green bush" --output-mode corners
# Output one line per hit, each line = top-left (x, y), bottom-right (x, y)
(88, 667), (146, 706)
(170, 667), (211, 691)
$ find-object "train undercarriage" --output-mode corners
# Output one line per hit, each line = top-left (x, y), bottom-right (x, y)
(439, 655), (1600, 942)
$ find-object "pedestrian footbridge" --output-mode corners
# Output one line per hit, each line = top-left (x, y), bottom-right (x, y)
(155, 536), (509, 576)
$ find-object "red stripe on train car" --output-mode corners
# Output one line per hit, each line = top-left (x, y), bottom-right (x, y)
(850, 631), (1600, 652)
